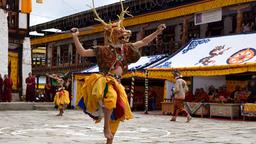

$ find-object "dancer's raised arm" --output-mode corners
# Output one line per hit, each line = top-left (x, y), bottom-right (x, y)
(71, 28), (95, 57)
(132, 24), (166, 49)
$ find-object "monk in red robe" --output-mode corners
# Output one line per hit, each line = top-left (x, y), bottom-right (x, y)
(44, 79), (52, 102)
(3, 74), (13, 102)
(0, 74), (3, 102)
(26, 72), (36, 102)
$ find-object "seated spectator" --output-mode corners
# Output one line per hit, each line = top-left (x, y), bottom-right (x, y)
(208, 86), (218, 102)
(229, 85), (240, 102)
(216, 86), (228, 103)
(248, 77), (256, 103)
(242, 23), (251, 33)
(235, 87), (250, 103)
(218, 86), (229, 99)
(194, 88), (201, 99)
(185, 90), (194, 102)
(195, 88), (209, 102)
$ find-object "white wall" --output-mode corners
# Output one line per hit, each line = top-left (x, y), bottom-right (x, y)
(0, 9), (8, 76)
(193, 76), (226, 94)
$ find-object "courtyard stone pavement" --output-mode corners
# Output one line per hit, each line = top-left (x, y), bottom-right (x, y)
(0, 110), (255, 144)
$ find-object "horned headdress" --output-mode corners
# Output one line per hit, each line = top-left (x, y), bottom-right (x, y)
(90, 0), (133, 45)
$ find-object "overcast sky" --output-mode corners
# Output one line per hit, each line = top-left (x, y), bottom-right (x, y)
(30, 0), (120, 26)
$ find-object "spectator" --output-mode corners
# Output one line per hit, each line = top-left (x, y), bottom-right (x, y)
(185, 90), (194, 102)
(65, 78), (72, 109)
(248, 77), (256, 103)
(0, 74), (3, 102)
(235, 87), (250, 103)
(25, 72), (36, 102)
(195, 88), (209, 102)
(230, 85), (240, 102)
(170, 70), (192, 123)
(242, 23), (251, 33)
(44, 79), (52, 102)
(148, 87), (157, 111)
(3, 74), (13, 102)
(208, 86), (217, 102)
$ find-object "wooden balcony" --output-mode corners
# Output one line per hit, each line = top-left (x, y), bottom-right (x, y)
(32, 62), (94, 75)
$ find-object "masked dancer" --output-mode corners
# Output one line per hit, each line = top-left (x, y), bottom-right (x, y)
(72, 0), (166, 143)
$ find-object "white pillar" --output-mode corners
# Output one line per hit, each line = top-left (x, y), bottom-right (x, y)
(0, 9), (8, 76)
(22, 37), (32, 96)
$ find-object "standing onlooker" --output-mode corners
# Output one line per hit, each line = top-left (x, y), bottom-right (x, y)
(3, 74), (13, 102)
(50, 75), (58, 101)
(44, 79), (52, 102)
(0, 74), (3, 102)
(242, 23), (251, 33)
(64, 78), (72, 109)
(25, 72), (36, 102)
(148, 87), (157, 111)
(248, 76), (256, 103)
(170, 70), (192, 122)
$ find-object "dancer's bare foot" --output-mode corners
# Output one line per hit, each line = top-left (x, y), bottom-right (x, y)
(106, 138), (113, 144)
(104, 127), (113, 140)
(56, 111), (63, 116)
(170, 117), (176, 121)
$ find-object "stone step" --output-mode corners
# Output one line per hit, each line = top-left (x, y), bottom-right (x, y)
(0, 102), (55, 111)
(33, 104), (55, 111)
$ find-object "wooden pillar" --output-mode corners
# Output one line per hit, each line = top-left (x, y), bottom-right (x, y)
(236, 9), (243, 33)
(181, 17), (189, 46)
(68, 44), (72, 65)
(45, 44), (48, 68)
(75, 47), (79, 65)
(230, 4), (249, 33)
(0, 0), (7, 7)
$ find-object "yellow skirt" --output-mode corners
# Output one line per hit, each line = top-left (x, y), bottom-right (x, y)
(77, 73), (133, 122)
(54, 90), (70, 106)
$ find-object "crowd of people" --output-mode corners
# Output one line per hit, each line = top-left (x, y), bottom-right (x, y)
(0, 71), (72, 117)
(185, 81), (256, 104)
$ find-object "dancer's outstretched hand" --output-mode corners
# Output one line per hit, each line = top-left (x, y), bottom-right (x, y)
(157, 24), (166, 32)
(71, 28), (79, 36)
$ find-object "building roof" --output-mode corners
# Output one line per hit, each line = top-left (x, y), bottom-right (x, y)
(76, 54), (167, 74)
(31, 0), (252, 45)
(148, 32), (256, 80)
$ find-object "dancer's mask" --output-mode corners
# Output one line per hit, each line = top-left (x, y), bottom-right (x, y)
(91, 0), (132, 45)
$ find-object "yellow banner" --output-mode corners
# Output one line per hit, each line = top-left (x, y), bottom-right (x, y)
(21, 0), (32, 13)
(148, 63), (256, 80)
(8, 52), (19, 90)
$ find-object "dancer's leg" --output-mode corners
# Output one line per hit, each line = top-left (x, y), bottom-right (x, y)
(104, 108), (113, 140)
